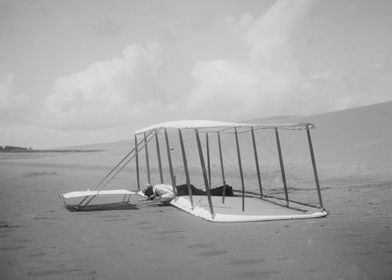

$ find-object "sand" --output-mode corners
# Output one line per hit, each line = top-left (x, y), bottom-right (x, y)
(0, 149), (391, 280)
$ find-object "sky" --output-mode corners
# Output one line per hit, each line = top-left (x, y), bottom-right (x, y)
(1, 0), (391, 148)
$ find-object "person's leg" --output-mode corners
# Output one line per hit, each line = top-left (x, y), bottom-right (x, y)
(175, 184), (206, 195)
(175, 184), (188, 195)
(210, 185), (234, 196)
(190, 185), (206, 195)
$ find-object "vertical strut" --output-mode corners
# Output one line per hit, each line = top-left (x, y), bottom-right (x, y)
(251, 127), (263, 198)
(206, 132), (211, 187)
(306, 125), (324, 210)
(178, 129), (194, 209)
(135, 135), (140, 190)
(155, 130), (164, 183)
(164, 128), (177, 196)
(234, 128), (245, 212)
(275, 128), (289, 206)
(217, 132), (227, 203)
(144, 132), (151, 184)
(195, 128), (214, 218)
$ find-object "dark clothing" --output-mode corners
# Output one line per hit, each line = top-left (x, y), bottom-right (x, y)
(210, 185), (234, 196)
(176, 184), (234, 197)
(175, 184), (205, 195)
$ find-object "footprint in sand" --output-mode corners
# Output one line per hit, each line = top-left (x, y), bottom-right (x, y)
(187, 243), (210, 249)
(98, 214), (121, 219)
(33, 216), (58, 220)
(27, 252), (46, 258)
(154, 230), (185, 234)
(28, 267), (84, 276)
(237, 270), (281, 279)
(0, 223), (22, 229)
(196, 250), (227, 257)
(356, 251), (373, 256)
(103, 218), (127, 222)
(22, 171), (57, 178)
(139, 225), (157, 230)
(135, 221), (150, 225)
(175, 235), (188, 240)
(0, 245), (26, 251)
(226, 258), (265, 265)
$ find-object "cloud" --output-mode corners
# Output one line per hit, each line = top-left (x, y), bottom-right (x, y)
(40, 0), (391, 136)
(0, 72), (30, 122)
(44, 42), (178, 130)
(187, 0), (333, 120)
(36, 0), (344, 133)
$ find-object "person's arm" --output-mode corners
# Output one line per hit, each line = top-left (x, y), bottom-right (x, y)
(147, 194), (156, 200)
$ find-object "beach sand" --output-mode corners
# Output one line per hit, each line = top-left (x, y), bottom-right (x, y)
(0, 149), (391, 280)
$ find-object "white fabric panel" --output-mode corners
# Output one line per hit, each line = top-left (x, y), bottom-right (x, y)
(170, 196), (327, 223)
(135, 119), (312, 135)
(63, 189), (135, 199)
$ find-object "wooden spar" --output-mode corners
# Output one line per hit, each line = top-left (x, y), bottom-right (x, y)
(195, 128), (215, 218)
(77, 132), (154, 207)
(178, 129), (194, 209)
(154, 130), (164, 183)
(306, 125), (324, 210)
(234, 128), (245, 212)
(217, 131), (227, 203)
(251, 127), (263, 198)
(206, 132), (211, 187)
(81, 194), (96, 207)
(134, 135), (140, 190)
(275, 128), (289, 206)
(144, 132), (151, 184)
(77, 196), (89, 207)
(164, 128), (177, 196)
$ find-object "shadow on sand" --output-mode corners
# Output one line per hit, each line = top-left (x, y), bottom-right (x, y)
(65, 202), (139, 212)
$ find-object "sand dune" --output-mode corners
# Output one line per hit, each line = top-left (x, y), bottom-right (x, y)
(250, 101), (392, 185)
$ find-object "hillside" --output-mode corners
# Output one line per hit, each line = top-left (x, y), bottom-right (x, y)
(298, 102), (392, 175)
(248, 101), (392, 181)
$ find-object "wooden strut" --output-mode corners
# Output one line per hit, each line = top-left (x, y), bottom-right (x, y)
(234, 128), (246, 212)
(306, 125), (324, 210)
(164, 128), (177, 196)
(155, 130), (164, 183)
(77, 196), (89, 207)
(123, 193), (131, 202)
(81, 195), (96, 208)
(206, 132), (211, 187)
(275, 128), (289, 206)
(144, 132), (151, 184)
(135, 135), (140, 190)
(251, 127), (263, 198)
(217, 132), (227, 203)
(79, 130), (154, 208)
(97, 132), (152, 191)
(178, 129), (194, 209)
(195, 129), (215, 218)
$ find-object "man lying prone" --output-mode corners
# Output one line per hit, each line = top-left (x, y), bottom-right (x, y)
(142, 183), (233, 203)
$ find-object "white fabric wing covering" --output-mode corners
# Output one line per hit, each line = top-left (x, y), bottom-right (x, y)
(62, 189), (135, 199)
(135, 119), (312, 135)
(135, 120), (241, 134)
(170, 196), (327, 223)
